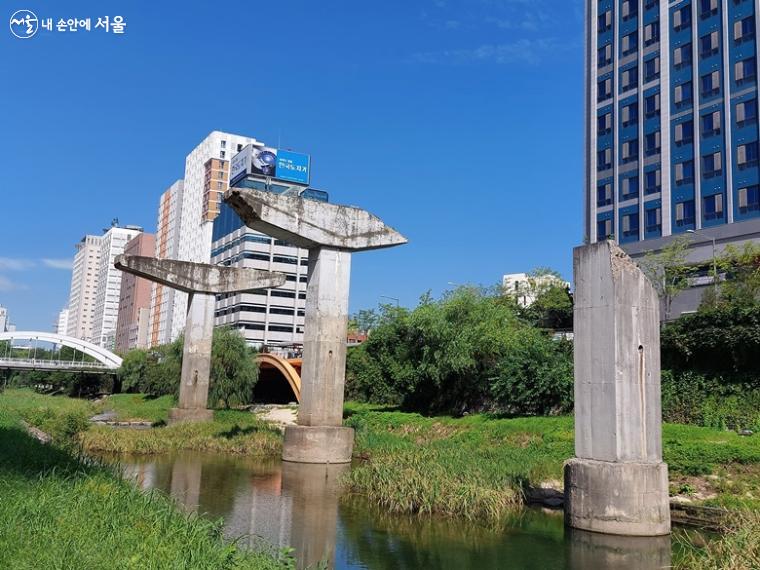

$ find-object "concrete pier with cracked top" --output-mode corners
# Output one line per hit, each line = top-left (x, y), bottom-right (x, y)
(115, 255), (285, 424)
(226, 187), (407, 463)
(564, 241), (671, 536)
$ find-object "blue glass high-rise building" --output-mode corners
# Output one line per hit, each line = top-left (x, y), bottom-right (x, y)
(586, 0), (760, 272)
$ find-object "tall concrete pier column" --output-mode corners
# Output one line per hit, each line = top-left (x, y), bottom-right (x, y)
(564, 241), (671, 536)
(172, 292), (216, 423)
(225, 187), (407, 463)
(114, 255), (285, 424)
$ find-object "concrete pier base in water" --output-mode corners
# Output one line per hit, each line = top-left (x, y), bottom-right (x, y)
(564, 241), (671, 536)
(282, 425), (355, 464)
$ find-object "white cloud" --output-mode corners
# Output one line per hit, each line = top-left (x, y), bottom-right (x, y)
(0, 258), (35, 271)
(410, 38), (569, 65)
(42, 258), (73, 270)
(0, 275), (27, 292)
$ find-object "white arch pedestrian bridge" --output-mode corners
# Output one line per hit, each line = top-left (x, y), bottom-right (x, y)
(0, 331), (122, 373)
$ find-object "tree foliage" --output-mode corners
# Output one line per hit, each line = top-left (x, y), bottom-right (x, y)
(345, 286), (574, 415)
(637, 235), (693, 319)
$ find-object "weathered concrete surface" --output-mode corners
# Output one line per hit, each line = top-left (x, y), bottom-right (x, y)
(114, 255), (286, 294)
(281, 426), (354, 464)
(566, 527), (672, 568)
(564, 459), (670, 536)
(225, 188), (408, 251)
(565, 241), (670, 536)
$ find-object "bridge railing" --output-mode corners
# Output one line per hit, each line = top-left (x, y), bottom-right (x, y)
(0, 357), (111, 370)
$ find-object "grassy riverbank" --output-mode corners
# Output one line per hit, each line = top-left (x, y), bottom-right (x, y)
(344, 403), (760, 521)
(2, 389), (282, 456)
(0, 404), (287, 569)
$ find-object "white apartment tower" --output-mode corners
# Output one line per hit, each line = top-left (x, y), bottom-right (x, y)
(170, 131), (263, 340)
(91, 225), (142, 348)
(66, 235), (103, 341)
(55, 308), (69, 336)
(147, 180), (184, 347)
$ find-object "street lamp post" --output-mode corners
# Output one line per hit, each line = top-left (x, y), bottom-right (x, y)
(379, 295), (399, 307)
(686, 229), (718, 296)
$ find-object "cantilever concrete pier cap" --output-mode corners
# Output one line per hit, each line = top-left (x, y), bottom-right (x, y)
(114, 255), (286, 294)
(224, 188), (408, 251)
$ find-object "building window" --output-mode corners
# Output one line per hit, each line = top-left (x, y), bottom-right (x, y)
(700, 70), (721, 97)
(598, 43), (613, 68)
(645, 131), (661, 156)
(738, 185), (760, 213)
(645, 92), (660, 117)
(703, 194), (724, 220)
(621, 66), (638, 91)
(622, 103), (637, 127)
(597, 148), (612, 171)
(622, 176), (639, 200)
(700, 31), (719, 58)
(598, 77), (612, 101)
(220, 150), (226, 159)
(737, 141), (760, 168)
(645, 169), (662, 194)
(237, 143), (243, 152)
(644, 22), (659, 46)
(646, 207), (662, 233)
(674, 120), (694, 145)
(221, 140), (227, 149)
(736, 99), (758, 125)
(674, 81), (692, 107)
(702, 151), (722, 177)
(598, 111), (613, 134)
(622, 32), (638, 56)
(597, 182), (612, 206)
(622, 213), (639, 237)
(675, 200), (696, 226)
(675, 159), (695, 184)
(644, 57), (660, 82)
(735, 57), (757, 85)
(673, 43), (692, 68)
(701, 110), (721, 136)
(734, 16), (756, 43)
(673, 6), (691, 31)
(622, 0), (637, 21)
(598, 10), (612, 33)
(699, 0), (718, 19)
(597, 218), (613, 239)
(621, 139), (639, 163)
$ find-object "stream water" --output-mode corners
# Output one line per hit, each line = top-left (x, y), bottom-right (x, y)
(108, 451), (699, 569)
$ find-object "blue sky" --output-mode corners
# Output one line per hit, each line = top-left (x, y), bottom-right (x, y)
(1, 0), (584, 331)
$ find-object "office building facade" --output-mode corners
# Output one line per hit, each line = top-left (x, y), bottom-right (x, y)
(66, 235), (103, 341)
(147, 180), (184, 347)
(586, 0), (760, 315)
(115, 232), (155, 353)
(91, 225), (143, 349)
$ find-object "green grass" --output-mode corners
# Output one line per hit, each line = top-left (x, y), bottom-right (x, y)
(674, 510), (760, 569)
(1, 389), (283, 456)
(0, 405), (288, 569)
(96, 393), (175, 423)
(344, 402), (760, 521)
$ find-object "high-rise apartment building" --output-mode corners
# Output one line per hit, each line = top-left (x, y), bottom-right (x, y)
(0, 306), (8, 333)
(66, 235), (103, 341)
(147, 180), (184, 347)
(170, 131), (263, 341)
(115, 232), (155, 353)
(586, 0), (760, 314)
(55, 308), (69, 336)
(91, 225), (142, 349)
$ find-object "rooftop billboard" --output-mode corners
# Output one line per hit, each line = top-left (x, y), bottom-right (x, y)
(230, 145), (310, 186)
